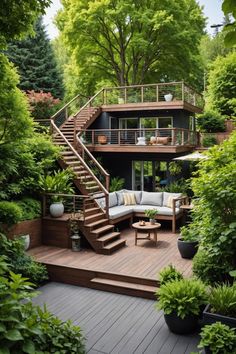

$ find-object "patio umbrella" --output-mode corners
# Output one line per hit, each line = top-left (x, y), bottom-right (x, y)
(173, 151), (208, 161)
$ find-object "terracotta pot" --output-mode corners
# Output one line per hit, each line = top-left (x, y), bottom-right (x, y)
(98, 135), (108, 144)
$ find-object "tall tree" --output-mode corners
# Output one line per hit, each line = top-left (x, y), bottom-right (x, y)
(222, 0), (236, 46)
(7, 18), (64, 98)
(56, 0), (205, 94)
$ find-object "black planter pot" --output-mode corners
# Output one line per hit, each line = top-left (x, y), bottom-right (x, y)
(164, 312), (199, 334)
(177, 238), (198, 259)
(203, 304), (236, 329)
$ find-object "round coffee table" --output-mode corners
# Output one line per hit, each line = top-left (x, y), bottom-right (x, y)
(132, 222), (161, 247)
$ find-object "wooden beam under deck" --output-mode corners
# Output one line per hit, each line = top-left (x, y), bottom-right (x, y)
(87, 144), (195, 154)
(101, 101), (202, 114)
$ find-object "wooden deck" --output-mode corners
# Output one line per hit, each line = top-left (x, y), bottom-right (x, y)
(34, 282), (200, 353)
(29, 229), (192, 298)
(88, 144), (194, 154)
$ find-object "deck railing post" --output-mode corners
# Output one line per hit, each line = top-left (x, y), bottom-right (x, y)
(181, 129), (185, 145)
(92, 130), (95, 145)
(156, 85), (159, 102)
(124, 88), (127, 103)
(171, 129), (176, 145)
(141, 86), (144, 103)
(118, 130), (121, 145)
(182, 81), (184, 102)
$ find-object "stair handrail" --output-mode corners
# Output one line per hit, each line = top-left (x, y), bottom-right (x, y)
(51, 120), (109, 217)
(51, 93), (89, 121)
(73, 88), (104, 120)
(76, 135), (110, 191)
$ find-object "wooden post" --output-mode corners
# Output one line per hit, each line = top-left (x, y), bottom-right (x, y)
(181, 130), (184, 145)
(42, 195), (46, 217)
(156, 85), (159, 102)
(92, 130), (95, 145)
(141, 86), (144, 103)
(124, 88), (127, 103)
(105, 194), (109, 219)
(171, 129), (176, 145)
(182, 81), (184, 102)
(105, 175), (110, 192)
(118, 130), (121, 145)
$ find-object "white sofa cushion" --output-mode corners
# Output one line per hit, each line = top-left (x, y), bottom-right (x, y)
(133, 205), (181, 216)
(116, 190), (142, 205)
(109, 192), (118, 207)
(140, 192), (163, 206)
(109, 205), (134, 220)
(163, 192), (182, 208)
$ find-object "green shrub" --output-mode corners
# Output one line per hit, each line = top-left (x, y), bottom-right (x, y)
(159, 265), (183, 286)
(198, 322), (236, 354)
(16, 197), (41, 221)
(110, 177), (125, 192)
(208, 283), (236, 317)
(157, 278), (207, 319)
(196, 110), (225, 132)
(202, 135), (217, 147)
(180, 224), (199, 242)
(0, 201), (22, 225)
(0, 233), (48, 286)
(0, 256), (86, 354)
(162, 179), (189, 195)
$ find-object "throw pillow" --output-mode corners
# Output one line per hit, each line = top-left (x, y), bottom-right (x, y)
(109, 192), (118, 208)
(123, 193), (136, 205)
(167, 196), (175, 208)
(163, 192), (182, 208)
(140, 192), (163, 206)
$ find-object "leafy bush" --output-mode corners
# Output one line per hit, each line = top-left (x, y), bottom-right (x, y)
(162, 179), (189, 195)
(159, 265), (183, 286)
(0, 233), (48, 285)
(180, 224), (199, 242)
(110, 177), (125, 192)
(202, 134), (218, 147)
(16, 197), (41, 221)
(196, 110), (225, 133)
(157, 279), (207, 319)
(198, 322), (236, 354)
(0, 201), (22, 225)
(168, 162), (182, 176)
(192, 131), (236, 284)
(208, 283), (236, 317)
(0, 256), (85, 353)
(27, 90), (60, 119)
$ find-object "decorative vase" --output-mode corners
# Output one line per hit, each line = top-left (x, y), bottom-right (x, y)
(20, 234), (30, 251)
(50, 202), (64, 218)
(164, 312), (199, 334)
(177, 238), (198, 259)
(164, 93), (173, 102)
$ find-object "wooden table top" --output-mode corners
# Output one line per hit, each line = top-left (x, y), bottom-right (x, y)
(132, 221), (161, 231)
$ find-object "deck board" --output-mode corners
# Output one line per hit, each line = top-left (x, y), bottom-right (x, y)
(29, 228), (192, 280)
(34, 283), (200, 353)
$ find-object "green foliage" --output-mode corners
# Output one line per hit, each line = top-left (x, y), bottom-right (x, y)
(208, 283), (236, 317)
(0, 54), (34, 144)
(0, 201), (22, 225)
(7, 18), (64, 99)
(180, 224), (199, 242)
(222, 0), (236, 47)
(0, 134), (59, 200)
(202, 135), (218, 147)
(207, 52), (236, 117)
(56, 0), (205, 93)
(39, 169), (75, 202)
(157, 278), (207, 319)
(198, 322), (236, 354)
(110, 177), (125, 192)
(27, 90), (60, 120)
(0, 234), (48, 285)
(168, 162), (182, 176)
(191, 131), (236, 283)
(196, 110), (225, 133)
(0, 0), (51, 48)
(162, 179), (189, 195)
(0, 256), (85, 353)
(15, 198), (41, 221)
(144, 209), (158, 219)
(159, 265), (183, 286)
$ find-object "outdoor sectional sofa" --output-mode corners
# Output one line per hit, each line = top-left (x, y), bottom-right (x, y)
(96, 190), (188, 233)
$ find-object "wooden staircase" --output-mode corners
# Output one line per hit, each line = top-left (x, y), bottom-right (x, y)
(51, 101), (126, 255)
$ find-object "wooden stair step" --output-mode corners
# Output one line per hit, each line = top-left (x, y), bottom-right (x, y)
(91, 224), (113, 235)
(96, 239), (126, 255)
(86, 218), (108, 228)
(96, 232), (120, 244)
(84, 207), (101, 216)
(90, 277), (156, 299)
(84, 212), (105, 223)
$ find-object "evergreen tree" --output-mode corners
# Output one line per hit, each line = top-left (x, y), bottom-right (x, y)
(7, 17), (64, 99)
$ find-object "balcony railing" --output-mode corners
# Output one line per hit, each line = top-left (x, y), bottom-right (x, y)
(89, 82), (204, 109)
(81, 128), (198, 147)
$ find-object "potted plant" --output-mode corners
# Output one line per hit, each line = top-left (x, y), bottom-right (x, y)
(198, 322), (236, 354)
(97, 135), (108, 144)
(159, 264), (183, 286)
(145, 209), (158, 224)
(203, 283), (236, 328)
(156, 278), (207, 334)
(177, 225), (199, 259)
(39, 169), (74, 218)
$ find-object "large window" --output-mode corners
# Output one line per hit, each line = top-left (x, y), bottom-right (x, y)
(132, 161), (168, 191)
(140, 117), (173, 129)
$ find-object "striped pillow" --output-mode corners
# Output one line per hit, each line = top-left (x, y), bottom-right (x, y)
(123, 193), (136, 205)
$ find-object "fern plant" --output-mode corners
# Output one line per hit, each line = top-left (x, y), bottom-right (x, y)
(109, 177), (125, 192)
(209, 283), (236, 317)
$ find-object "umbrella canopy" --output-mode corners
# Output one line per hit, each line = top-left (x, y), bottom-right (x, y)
(173, 151), (208, 161)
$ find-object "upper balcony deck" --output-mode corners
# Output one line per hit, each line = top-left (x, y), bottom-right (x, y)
(93, 82), (204, 114)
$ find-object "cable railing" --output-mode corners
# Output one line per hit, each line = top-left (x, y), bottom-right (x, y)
(81, 128), (198, 146)
(42, 193), (88, 218)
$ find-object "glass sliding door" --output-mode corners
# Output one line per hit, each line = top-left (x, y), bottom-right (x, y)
(132, 160), (168, 191)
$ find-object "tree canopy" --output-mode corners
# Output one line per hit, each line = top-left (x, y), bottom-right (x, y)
(7, 18), (64, 98)
(56, 0), (205, 95)
(222, 0), (236, 47)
